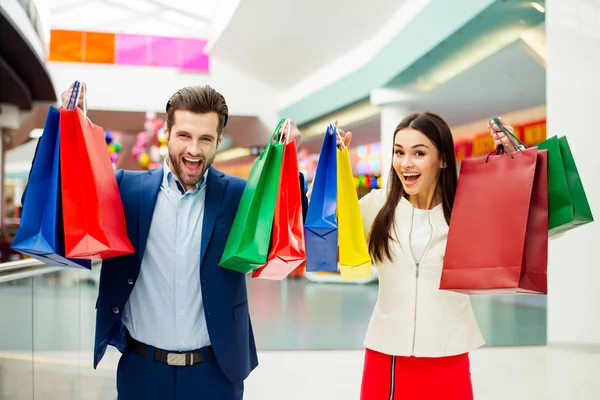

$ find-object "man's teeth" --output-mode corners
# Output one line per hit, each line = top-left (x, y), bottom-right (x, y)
(184, 157), (201, 163)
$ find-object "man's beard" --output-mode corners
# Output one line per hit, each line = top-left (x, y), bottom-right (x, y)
(168, 152), (208, 189)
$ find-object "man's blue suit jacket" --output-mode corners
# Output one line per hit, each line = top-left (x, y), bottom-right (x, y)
(93, 166), (306, 383)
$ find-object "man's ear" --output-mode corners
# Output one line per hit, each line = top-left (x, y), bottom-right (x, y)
(163, 121), (169, 140)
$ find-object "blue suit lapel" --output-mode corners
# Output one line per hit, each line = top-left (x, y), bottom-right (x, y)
(138, 168), (163, 265)
(201, 167), (227, 266)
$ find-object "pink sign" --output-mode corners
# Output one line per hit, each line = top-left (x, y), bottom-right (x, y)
(180, 38), (210, 72)
(115, 34), (209, 73)
(150, 36), (179, 68)
(116, 34), (150, 66)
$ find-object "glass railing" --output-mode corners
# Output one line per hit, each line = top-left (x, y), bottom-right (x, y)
(0, 255), (547, 399)
(0, 259), (118, 400)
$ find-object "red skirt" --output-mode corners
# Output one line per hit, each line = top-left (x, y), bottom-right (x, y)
(360, 348), (473, 400)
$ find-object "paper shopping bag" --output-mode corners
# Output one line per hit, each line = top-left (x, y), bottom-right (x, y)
(12, 103), (91, 269)
(253, 125), (306, 280)
(337, 146), (372, 280)
(60, 81), (134, 259)
(537, 136), (593, 235)
(304, 124), (338, 273)
(494, 118), (593, 236)
(440, 147), (548, 294)
(220, 119), (285, 273)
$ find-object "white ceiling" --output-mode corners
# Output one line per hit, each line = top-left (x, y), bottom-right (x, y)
(208, 0), (409, 89)
(409, 39), (546, 127)
(298, 38), (547, 154)
(47, 0), (228, 38)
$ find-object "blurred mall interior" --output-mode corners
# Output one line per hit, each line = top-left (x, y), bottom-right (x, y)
(0, 0), (599, 398)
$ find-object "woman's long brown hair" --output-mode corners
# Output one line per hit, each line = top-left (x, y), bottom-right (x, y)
(368, 112), (458, 264)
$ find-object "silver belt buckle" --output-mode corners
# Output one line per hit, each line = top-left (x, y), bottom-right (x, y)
(167, 353), (186, 366)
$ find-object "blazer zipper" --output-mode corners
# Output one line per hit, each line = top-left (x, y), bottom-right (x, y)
(409, 209), (435, 355)
(388, 355), (396, 400)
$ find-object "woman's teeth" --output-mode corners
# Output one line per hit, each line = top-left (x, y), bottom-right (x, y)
(403, 173), (421, 183)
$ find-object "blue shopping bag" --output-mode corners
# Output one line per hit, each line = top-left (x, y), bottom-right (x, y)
(304, 123), (338, 272)
(11, 101), (91, 270)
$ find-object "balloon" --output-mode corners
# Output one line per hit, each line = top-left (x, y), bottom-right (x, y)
(114, 142), (122, 153)
(159, 145), (168, 158)
(152, 120), (163, 136)
(136, 131), (149, 146)
(105, 129), (113, 144)
(107, 144), (116, 154)
(139, 152), (149, 169)
(110, 153), (118, 163)
(149, 145), (161, 163)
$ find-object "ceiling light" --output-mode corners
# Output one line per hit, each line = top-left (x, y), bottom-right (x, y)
(214, 147), (251, 162)
(531, 2), (546, 13)
(299, 101), (381, 139)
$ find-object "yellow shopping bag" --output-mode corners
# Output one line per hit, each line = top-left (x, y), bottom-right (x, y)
(337, 146), (372, 280)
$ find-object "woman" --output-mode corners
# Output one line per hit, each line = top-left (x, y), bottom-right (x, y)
(336, 113), (514, 399)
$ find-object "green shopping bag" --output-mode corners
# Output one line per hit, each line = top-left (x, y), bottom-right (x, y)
(219, 119), (286, 273)
(549, 136), (593, 234)
(493, 118), (593, 236)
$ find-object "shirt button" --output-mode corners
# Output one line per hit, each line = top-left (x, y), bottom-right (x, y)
(180, 341), (185, 345)
(181, 222), (186, 227)
(112, 307), (120, 314)
(179, 251), (184, 255)
(179, 311), (184, 315)
(179, 281), (184, 286)
(127, 278), (134, 285)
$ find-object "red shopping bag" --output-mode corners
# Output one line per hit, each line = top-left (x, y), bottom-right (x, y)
(60, 83), (134, 259)
(519, 150), (548, 293)
(253, 128), (306, 280)
(440, 147), (548, 294)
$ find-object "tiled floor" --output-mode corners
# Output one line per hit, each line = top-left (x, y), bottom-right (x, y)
(0, 269), (558, 399)
(1, 346), (600, 399)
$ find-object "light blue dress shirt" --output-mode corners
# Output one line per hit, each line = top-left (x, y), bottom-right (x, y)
(122, 160), (210, 351)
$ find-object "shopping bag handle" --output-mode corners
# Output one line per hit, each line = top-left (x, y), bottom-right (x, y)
(491, 117), (527, 150)
(266, 118), (286, 154)
(67, 80), (92, 124)
(486, 117), (521, 163)
(278, 119), (292, 144)
(331, 122), (345, 150)
(485, 144), (514, 163)
(67, 81), (80, 110)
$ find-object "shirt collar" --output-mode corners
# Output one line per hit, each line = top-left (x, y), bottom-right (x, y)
(162, 158), (208, 195)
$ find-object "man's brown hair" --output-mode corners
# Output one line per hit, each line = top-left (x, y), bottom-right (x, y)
(165, 85), (229, 135)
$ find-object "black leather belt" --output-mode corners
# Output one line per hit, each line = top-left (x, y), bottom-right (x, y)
(126, 335), (215, 367)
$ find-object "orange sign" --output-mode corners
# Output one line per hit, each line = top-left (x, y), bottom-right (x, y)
(461, 118), (546, 158)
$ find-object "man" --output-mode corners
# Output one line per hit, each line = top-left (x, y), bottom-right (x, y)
(60, 83), (305, 399)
